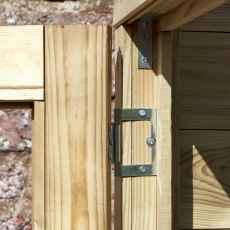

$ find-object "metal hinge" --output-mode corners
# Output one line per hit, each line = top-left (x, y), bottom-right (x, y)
(109, 108), (157, 177)
(138, 14), (159, 69)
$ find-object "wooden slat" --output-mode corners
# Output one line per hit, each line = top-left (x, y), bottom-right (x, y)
(179, 31), (230, 130)
(159, 0), (228, 31)
(0, 89), (44, 101)
(45, 25), (111, 230)
(181, 2), (230, 32)
(114, 23), (157, 229)
(114, 0), (187, 27)
(131, 23), (156, 230)
(156, 32), (173, 230)
(113, 0), (154, 27)
(0, 26), (44, 100)
(180, 130), (230, 229)
(32, 101), (45, 230)
(114, 25), (133, 230)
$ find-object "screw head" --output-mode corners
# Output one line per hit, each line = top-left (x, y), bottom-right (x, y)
(141, 56), (148, 63)
(143, 33), (149, 39)
(139, 166), (147, 173)
(146, 137), (155, 147)
(138, 109), (146, 117)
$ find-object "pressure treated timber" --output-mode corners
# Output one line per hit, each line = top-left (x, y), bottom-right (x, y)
(32, 102), (45, 230)
(159, 0), (228, 31)
(179, 31), (230, 130)
(113, 0), (153, 27)
(180, 130), (230, 229)
(0, 26), (44, 100)
(156, 31), (173, 230)
(115, 23), (157, 230)
(45, 25), (111, 230)
(0, 89), (44, 101)
(131, 23), (156, 230)
(181, 2), (230, 32)
(171, 29), (180, 230)
(113, 0), (187, 27)
(114, 25), (132, 229)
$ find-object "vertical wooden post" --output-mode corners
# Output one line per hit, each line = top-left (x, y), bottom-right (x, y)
(115, 23), (158, 229)
(114, 24), (174, 229)
(45, 25), (111, 230)
(156, 32), (173, 230)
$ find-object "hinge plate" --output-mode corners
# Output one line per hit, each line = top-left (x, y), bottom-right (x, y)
(138, 14), (158, 69)
(109, 108), (157, 177)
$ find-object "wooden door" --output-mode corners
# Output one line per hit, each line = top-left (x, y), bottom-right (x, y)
(0, 25), (112, 230)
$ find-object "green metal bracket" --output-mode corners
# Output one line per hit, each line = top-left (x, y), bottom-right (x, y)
(109, 108), (157, 177)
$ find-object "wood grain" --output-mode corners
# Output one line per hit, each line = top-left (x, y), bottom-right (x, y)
(114, 22), (157, 229)
(113, 0), (154, 27)
(114, 25), (133, 230)
(32, 102), (45, 230)
(0, 89), (44, 101)
(0, 26), (44, 100)
(156, 31), (174, 230)
(181, 2), (230, 32)
(131, 23), (156, 230)
(179, 31), (230, 130)
(45, 25), (111, 230)
(180, 130), (230, 229)
(159, 0), (228, 31)
(113, 0), (187, 27)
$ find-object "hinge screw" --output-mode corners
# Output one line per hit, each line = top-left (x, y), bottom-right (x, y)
(139, 166), (147, 173)
(141, 56), (148, 63)
(143, 33), (149, 39)
(146, 137), (155, 147)
(138, 109), (146, 117)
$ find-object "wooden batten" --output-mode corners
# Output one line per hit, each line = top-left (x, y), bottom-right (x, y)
(114, 0), (228, 32)
(114, 21), (174, 229)
(159, 0), (229, 31)
(0, 26), (44, 101)
(45, 25), (111, 230)
(32, 102), (45, 230)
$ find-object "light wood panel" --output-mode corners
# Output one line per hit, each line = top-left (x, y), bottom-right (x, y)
(114, 0), (187, 27)
(179, 31), (230, 130)
(181, 2), (230, 32)
(114, 23), (157, 229)
(32, 102), (45, 230)
(180, 130), (230, 229)
(159, 0), (228, 31)
(113, 0), (154, 27)
(0, 89), (44, 101)
(156, 31), (174, 230)
(114, 25), (133, 229)
(131, 23), (156, 230)
(45, 25), (111, 230)
(0, 26), (44, 100)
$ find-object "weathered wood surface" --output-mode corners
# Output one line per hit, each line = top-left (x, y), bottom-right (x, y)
(0, 26), (44, 100)
(179, 31), (230, 130)
(32, 102), (45, 230)
(180, 130), (230, 229)
(45, 25), (111, 230)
